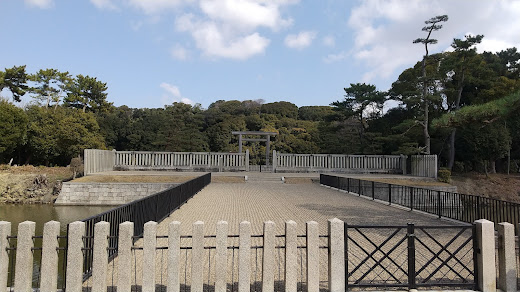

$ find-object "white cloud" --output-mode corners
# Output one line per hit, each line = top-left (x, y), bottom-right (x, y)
(176, 13), (271, 60)
(90, 0), (118, 10)
(323, 35), (335, 47)
(127, 0), (192, 14)
(323, 51), (349, 63)
(170, 45), (190, 60)
(284, 31), (317, 50)
(89, 0), (298, 60)
(347, 0), (520, 86)
(160, 82), (194, 105)
(24, 0), (53, 9)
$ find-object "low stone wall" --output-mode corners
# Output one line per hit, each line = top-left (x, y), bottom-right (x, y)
(55, 182), (178, 206)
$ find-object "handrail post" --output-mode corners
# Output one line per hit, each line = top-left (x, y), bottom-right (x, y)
(407, 223), (416, 289)
(437, 191), (442, 219)
(388, 184), (392, 205)
(371, 181), (375, 200)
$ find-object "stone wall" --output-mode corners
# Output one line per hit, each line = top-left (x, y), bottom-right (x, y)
(55, 182), (178, 206)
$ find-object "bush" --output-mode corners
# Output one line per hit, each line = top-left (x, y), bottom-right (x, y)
(452, 161), (464, 173)
(438, 168), (451, 183)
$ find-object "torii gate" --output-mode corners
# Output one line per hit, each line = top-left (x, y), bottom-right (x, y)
(232, 131), (277, 165)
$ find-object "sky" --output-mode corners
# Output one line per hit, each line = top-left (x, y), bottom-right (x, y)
(1, 0), (520, 110)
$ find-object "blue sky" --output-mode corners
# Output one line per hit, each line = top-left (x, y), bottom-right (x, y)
(1, 0), (519, 109)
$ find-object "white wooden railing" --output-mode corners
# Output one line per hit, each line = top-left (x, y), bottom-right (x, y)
(115, 150), (249, 172)
(273, 151), (407, 174)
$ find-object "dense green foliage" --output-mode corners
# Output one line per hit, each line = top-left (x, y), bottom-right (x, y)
(1, 18), (520, 171)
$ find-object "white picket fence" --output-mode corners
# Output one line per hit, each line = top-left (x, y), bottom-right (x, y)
(273, 151), (407, 174)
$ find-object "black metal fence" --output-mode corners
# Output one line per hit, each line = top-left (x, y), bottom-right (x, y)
(345, 224), (476, 290)
(321, 174), (520, 232)
(79, 173), (211, 280)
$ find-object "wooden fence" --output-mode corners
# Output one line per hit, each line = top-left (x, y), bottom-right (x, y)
(273, 151), (407, 174)
(84, 149), (115, 175)
(411, 155), (437, 178)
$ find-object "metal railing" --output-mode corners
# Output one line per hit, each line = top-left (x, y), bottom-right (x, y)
(320, 174), (520, 232)
(79, 173), (211, 280)
(345, 224), (476, 290)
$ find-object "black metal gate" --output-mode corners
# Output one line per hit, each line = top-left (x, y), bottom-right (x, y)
(345, 224), (477, 290)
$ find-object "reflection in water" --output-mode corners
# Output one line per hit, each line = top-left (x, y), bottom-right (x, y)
(0, 204), (113, 234)
(0, 204), (114, 288)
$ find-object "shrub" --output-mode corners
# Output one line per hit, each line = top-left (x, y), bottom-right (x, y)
(438, 168), (451, 183)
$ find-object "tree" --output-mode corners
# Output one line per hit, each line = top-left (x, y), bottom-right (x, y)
(0, 99), (28, 163)
(442, 34), (483, 169)
(413, 14), (448, 154)
(30, 68), (72, 109)
(331, 83), (386, 152)
(25, 106), (106, 165)
(0, 65), (29, 102)
(64, 74), (112, 113)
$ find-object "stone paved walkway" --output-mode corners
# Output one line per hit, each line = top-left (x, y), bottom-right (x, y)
(157, 179), (461, 236)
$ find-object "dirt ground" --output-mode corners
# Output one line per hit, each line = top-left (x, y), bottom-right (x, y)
(0, 165), (73, 204)
(451, 172), (520, 202)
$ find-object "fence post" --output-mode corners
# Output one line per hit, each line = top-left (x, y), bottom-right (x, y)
(328, 218), (345, 292)
(371, 181), (375, 200)
(285, 221), (297, 292)
(437, 191), (442, 219)
(239, 221), (251, 292)
(92, 221), (110, 292)
(0, 221), (11, 292)
(358, 180), (361, 196)
(388, 184), (392, 205)
(40, 221), (60, 292)
(191, 221), (204, 292)
(143, 221), (157, 292)
(498, 222), (516, 292)
(14, 221), (35, 292)
(215, 221), (228, 292)
(306, 221), (319, 292)
(407, 223), (416, 289)
(410, 187), (414, 211)
(475, 219), (496, 292)
(262, 221), (275, 292)
(66, 221), (85, 292)
(168, 221), (181, 292)
(272, 150), (277, 173)
(245, 149), (250, 172)
(118, 222), (134, 292)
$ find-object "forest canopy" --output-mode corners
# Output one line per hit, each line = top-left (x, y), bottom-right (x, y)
(1, 19), (520, 173)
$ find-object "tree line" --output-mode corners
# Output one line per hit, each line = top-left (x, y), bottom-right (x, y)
(1, 15), (519, 173)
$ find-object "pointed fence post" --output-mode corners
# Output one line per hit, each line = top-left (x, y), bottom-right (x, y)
(40, 221), (60, 292)
(168, 221), (181, 292)
(14, 221), (35, 292)
(0, 221), (11, 292)
(239, 221), (251, 292)
(66, 221), (85, 292)
(306, 221), (319, 292)
(328, 218), (345, 292)
(117, 222), (134, 292)
(498, 222), (516, 292)
(285, 221), (297, 292)
(191, 221), (204, 292)
(262, 221), (275, 292)
(92, 221), (110, 292)
(143, 221), (157, 292)
(215, 221), (228, 292)
(475, 219), (496, 292)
